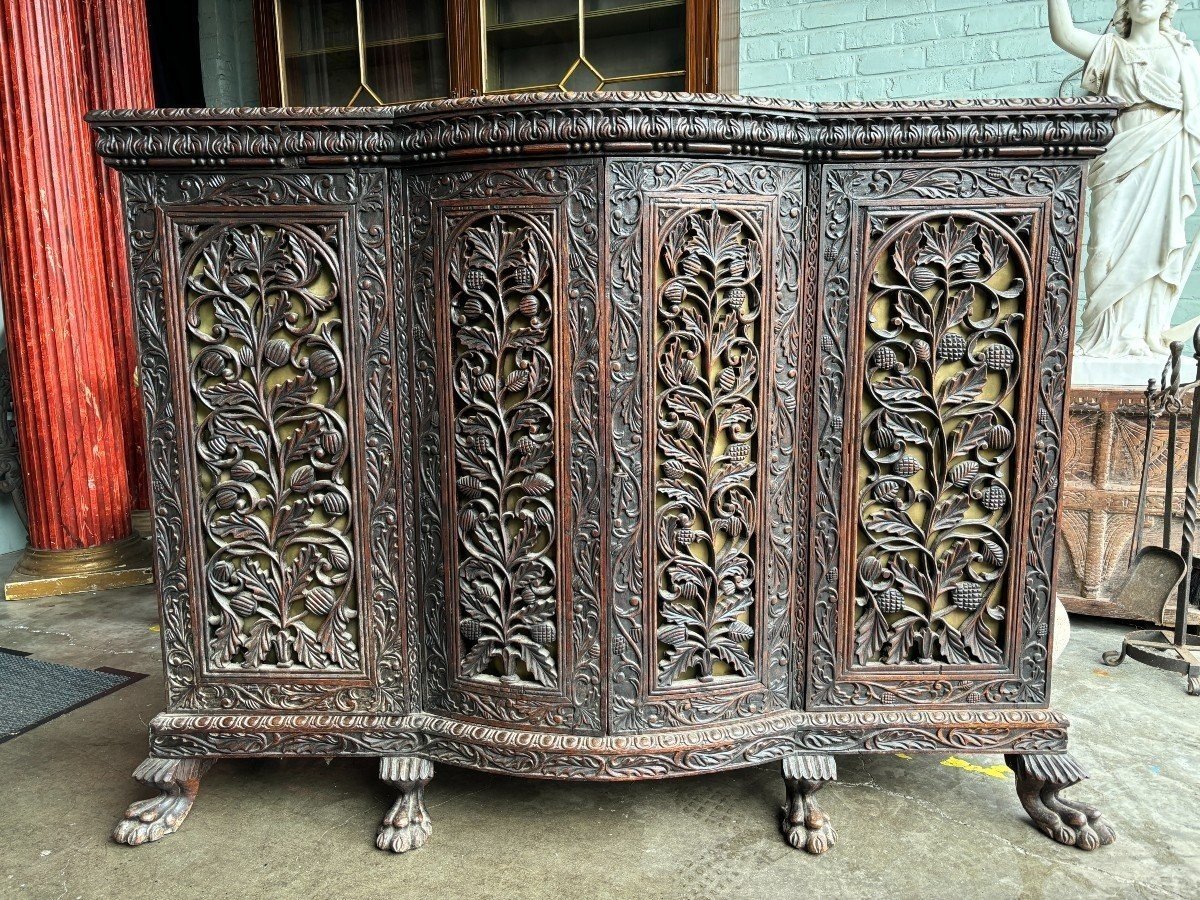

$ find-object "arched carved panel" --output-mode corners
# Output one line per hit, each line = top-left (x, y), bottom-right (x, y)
(852, 214), (1027, 669)
(653, 206), (765, 686)
(808, 163), (1084, 709)
(404, 165), (601, 733)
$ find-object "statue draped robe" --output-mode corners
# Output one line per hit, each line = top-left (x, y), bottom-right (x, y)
(1077, 31), (1200, 357)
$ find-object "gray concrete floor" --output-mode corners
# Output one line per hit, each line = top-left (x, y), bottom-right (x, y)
(0, 548), (1197, 899)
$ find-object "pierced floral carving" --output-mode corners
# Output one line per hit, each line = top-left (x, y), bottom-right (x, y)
(853, 216), (1025, 668)
(183, 221), (358, 671)
(654, 208), (763, 685)
(447, 213), (559, 688)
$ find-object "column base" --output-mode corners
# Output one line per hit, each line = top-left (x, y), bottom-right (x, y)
(130, 508), (153, 538)
(4, 534), (153, 600)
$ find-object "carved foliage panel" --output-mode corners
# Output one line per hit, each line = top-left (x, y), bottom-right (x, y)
(404, 165), (601, 732)
(125, 171), (405, 712)
(444, 208), (562, 688)
(608, 161), (806, 732)
(809, 164), (1082, 709)
(181, 218), (359, 673)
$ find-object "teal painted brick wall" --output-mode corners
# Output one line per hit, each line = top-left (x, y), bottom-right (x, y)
(739, 0), (1200, 326)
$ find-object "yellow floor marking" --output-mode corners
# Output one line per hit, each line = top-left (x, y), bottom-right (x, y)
(895, 753), (913, 760)
(940, 756), (1012, 779)
(148, 624), (160, 633)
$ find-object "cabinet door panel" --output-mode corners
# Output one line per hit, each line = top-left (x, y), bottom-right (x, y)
(607, 160), (807, 732)
(404, 163), (602, 733)
(126, 169), (406, 713)
(807, 163), (1083, 710)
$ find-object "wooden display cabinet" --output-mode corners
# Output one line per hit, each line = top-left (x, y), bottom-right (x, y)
(90, 92), (1119, 857)
(252, 0), (732, 105)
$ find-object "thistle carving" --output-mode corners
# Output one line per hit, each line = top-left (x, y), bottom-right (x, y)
(448, 214), (559, 687)
(853, 216), (1025, 667)
(184, 221), (358, 671)
(654, 208), (763, 685)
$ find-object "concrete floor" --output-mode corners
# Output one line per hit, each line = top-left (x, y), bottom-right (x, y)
(0, 549), (1197, 899)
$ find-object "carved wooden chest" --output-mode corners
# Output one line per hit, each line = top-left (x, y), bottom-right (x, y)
(91, 94), (1119, 855)
(1058, 386), (1194, 624)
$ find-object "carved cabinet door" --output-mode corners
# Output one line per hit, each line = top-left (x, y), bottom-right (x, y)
(124, 169), (408, 714)
(606, 160), (808, 732)
(806, 163), (1083, 710)
(401, 164), (603, 733)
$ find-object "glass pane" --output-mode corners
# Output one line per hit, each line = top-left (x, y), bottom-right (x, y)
(280, 0), (360, 105)
(586, 1), (684, 83)
(278, 0), (450, 106)
(485, 1), (578, 92)
(362, 1), (449, 102)
(483, 0), (686, 93)
(366, 39), (449, 103)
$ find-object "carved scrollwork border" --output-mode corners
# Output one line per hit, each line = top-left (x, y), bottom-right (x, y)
(607, 160), (806, 732)
(807, 163), (1083, 710)
(124, 170), (405, 713)
(146, 708), (1067, 774)
(403, 164), (602, 732)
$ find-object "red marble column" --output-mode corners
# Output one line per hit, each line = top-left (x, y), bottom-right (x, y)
(81, 0), (153, 511)
(0, 0), (136, 558)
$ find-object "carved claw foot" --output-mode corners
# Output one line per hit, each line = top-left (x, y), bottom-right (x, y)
(377, 756), (433, 853)
(1006, 753), (1116, 851)
(113, 757), (212, 846)
(780, 753), (837, 855)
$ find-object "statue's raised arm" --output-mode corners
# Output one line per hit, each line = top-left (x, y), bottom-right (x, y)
(1048, 0), (1103, 61)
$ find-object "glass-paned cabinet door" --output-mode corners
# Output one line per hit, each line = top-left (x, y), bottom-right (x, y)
(484, 0), (686, 92)
(277, 0), (450, 104)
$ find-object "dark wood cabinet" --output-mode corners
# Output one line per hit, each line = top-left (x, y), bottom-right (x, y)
(91, 93), (1120, 856)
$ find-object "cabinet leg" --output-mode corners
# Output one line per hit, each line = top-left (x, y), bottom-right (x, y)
(377, 756), (434, 853)
(1005, 753), (1116, 851)
(780, 753), (837, 855)
(112, 757), (212, 846)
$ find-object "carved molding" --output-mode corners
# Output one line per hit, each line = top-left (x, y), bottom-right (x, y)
(89, 95), (1118, 166)
(145, 708), (1068, 776)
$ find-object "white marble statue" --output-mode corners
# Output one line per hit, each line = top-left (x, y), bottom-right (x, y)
(1049, 0), (1200, 359)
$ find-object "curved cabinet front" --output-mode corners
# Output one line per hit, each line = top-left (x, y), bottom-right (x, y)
(92, 93), (1122, 854)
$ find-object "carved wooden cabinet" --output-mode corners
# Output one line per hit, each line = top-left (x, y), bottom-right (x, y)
(91, 93), (1119, 855)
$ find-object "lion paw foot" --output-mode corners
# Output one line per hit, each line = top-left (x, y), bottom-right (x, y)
(113, 794), (196, 846)
(112, 758), (210, 846)
(782, 806), (837, 855)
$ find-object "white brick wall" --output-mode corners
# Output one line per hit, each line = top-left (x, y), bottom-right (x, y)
(738, 0), (1200, 325)
(740, 0), (1200, 102)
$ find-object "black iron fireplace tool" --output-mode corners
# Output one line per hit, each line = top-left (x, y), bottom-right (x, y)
(1101, 342), (1200, 694)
